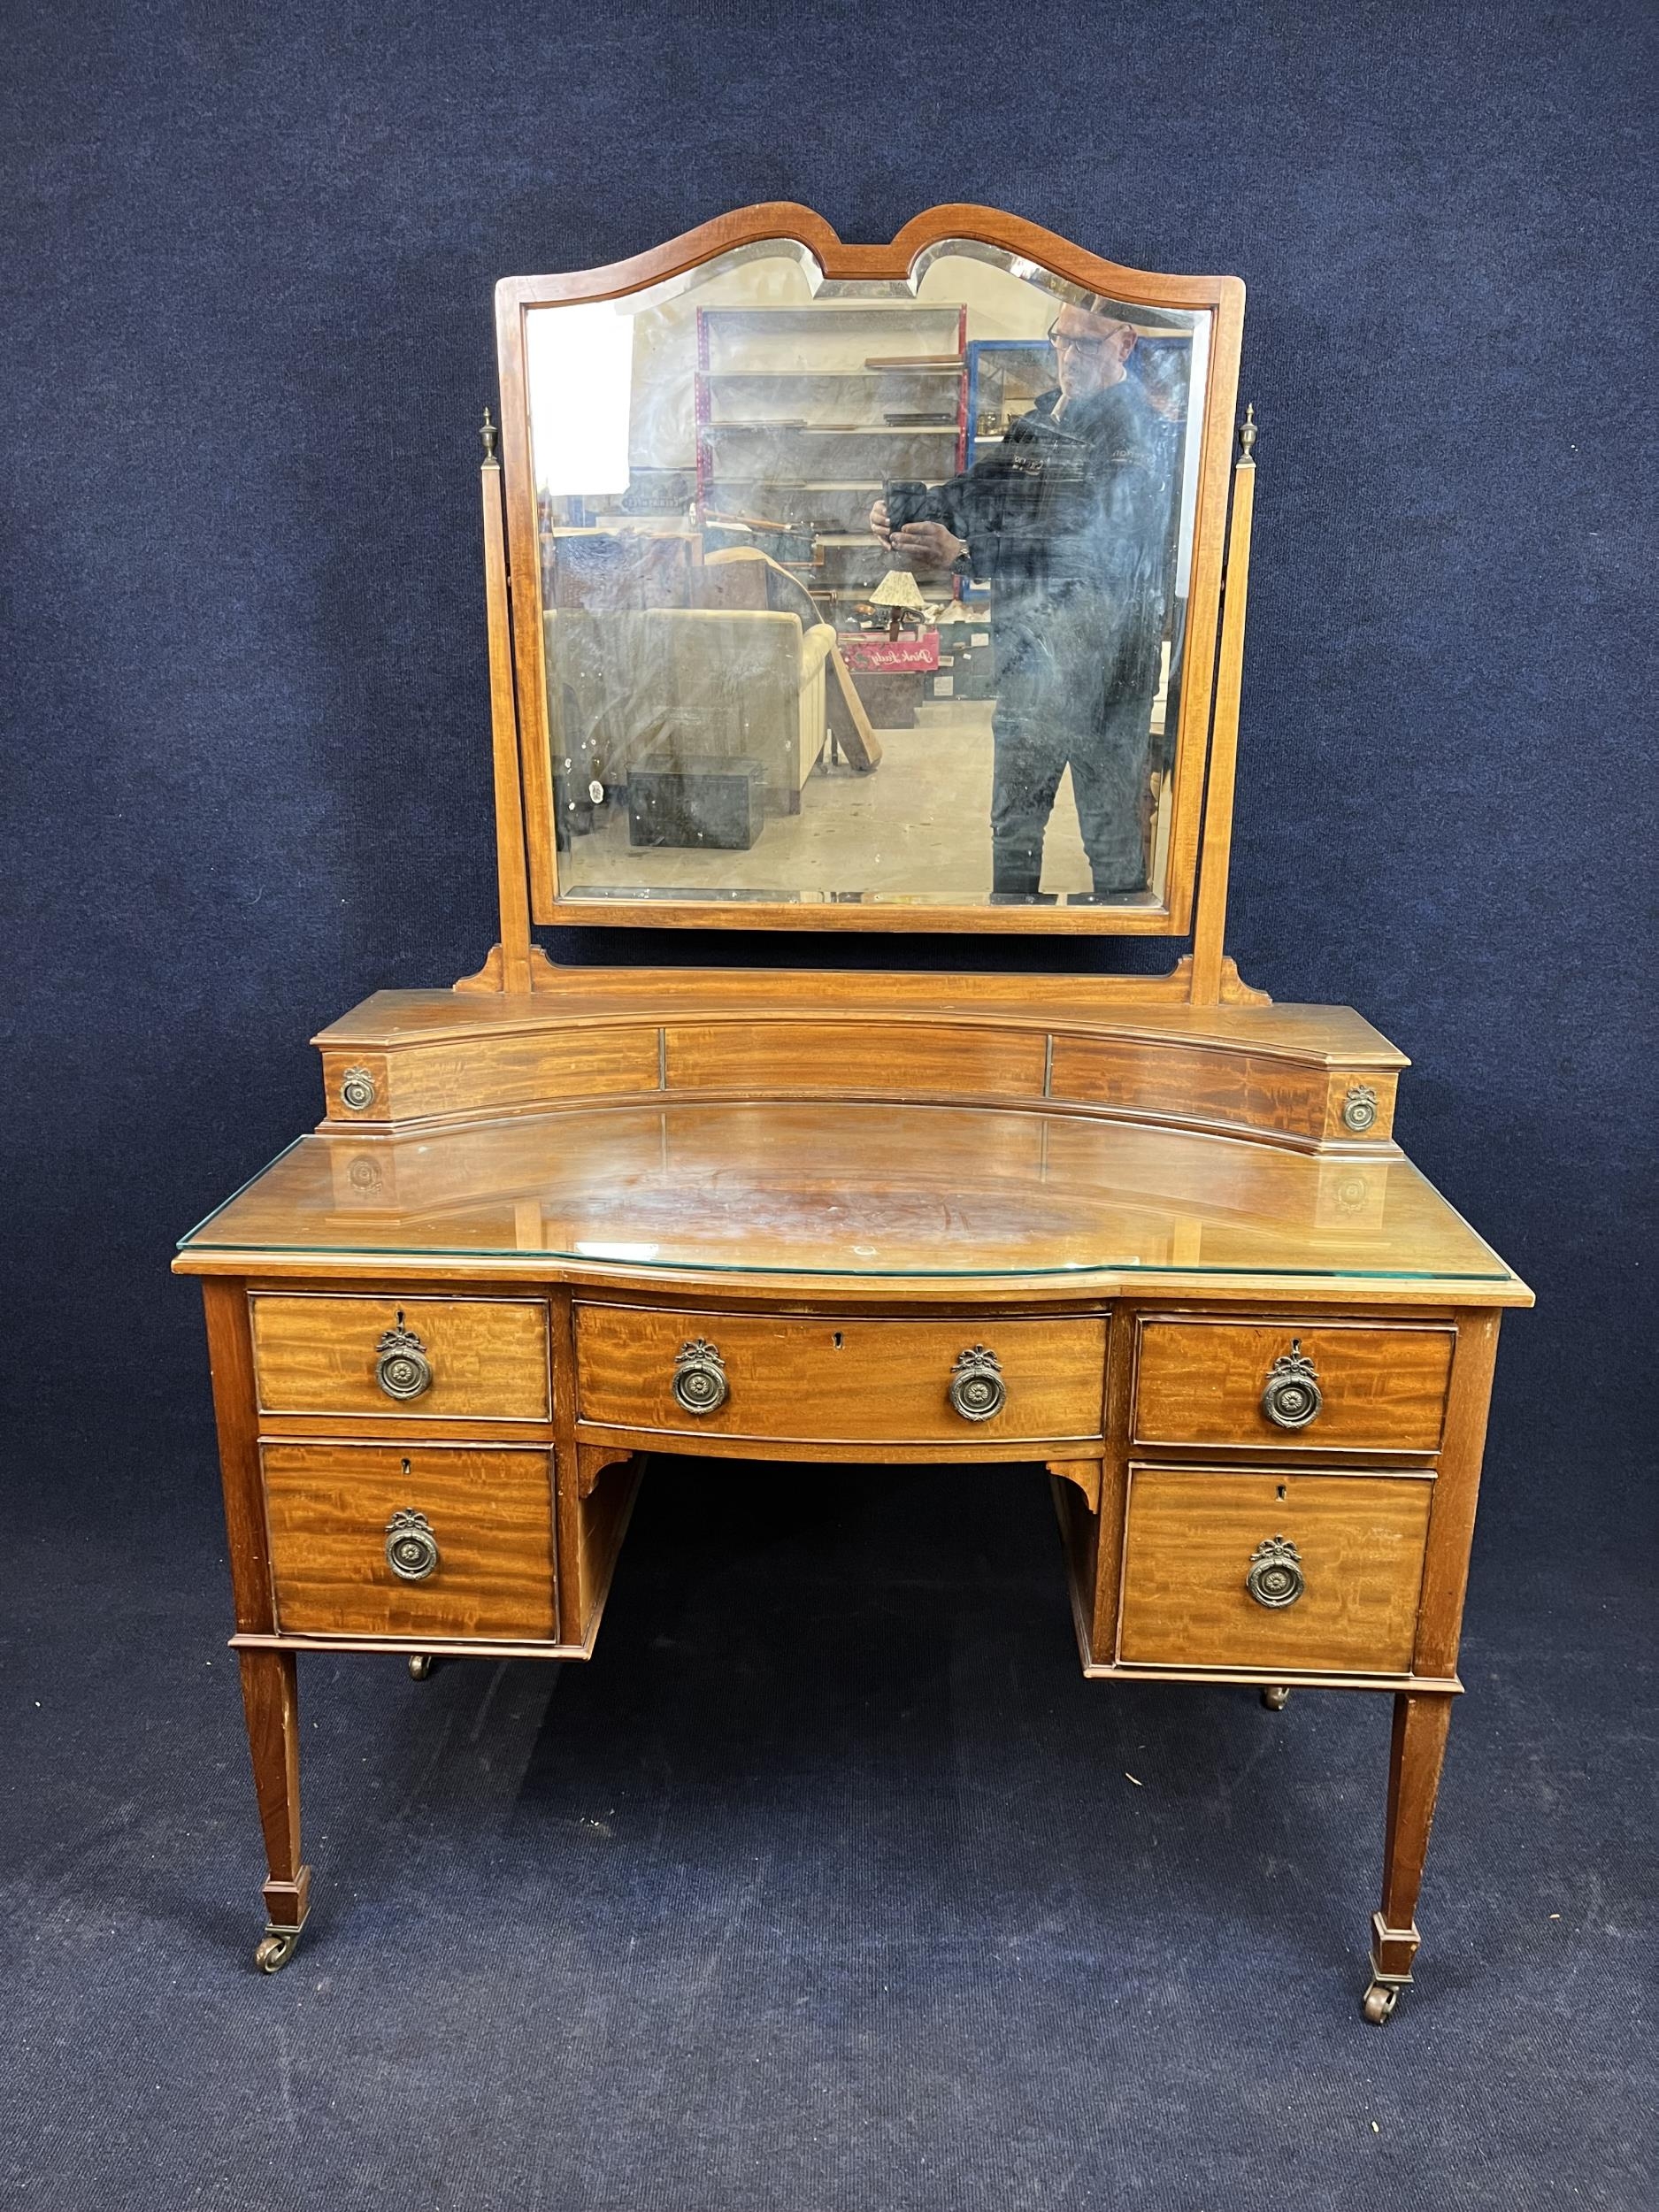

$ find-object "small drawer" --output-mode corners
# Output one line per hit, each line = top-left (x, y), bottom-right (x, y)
(263, 1442), (556, 1640)
(1132, 1318), (1454, 1454)
(250, 1294), (550, 1421)
(574, 1306), (1107, 1446)
(1118, 1466), (1432, 1674)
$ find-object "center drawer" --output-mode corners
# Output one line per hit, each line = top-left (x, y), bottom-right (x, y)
(574, 1306), (1108, 1446)
(263, 1441), (557, 1640)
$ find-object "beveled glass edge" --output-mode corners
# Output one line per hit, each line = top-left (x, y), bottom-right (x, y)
(177, 1135), (309, 1249)
(174, 1230), (1514, 1283)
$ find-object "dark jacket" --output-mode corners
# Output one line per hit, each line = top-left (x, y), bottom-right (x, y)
(922, 380), (1172, 708)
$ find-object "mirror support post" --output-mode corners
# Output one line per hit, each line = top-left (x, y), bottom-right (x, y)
(457, 408), (547, 996)
(1188, 407), (1257, 1004)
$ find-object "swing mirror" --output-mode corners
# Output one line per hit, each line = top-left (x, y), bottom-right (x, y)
(495, 207), (1244, 934)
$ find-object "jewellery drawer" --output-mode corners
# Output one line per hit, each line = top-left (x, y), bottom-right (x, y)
(262, 1442), (557, 1640)
(573, 1306), (1108, 1446)
(249, 1294), (551, 1421)
(1131, 1318), (1454, 1454)
(1117, 1466), (1432, 1674)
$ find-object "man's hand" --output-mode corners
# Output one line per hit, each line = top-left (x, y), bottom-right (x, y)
(869, 502), (966, 571)
(893, 520), (966, 571)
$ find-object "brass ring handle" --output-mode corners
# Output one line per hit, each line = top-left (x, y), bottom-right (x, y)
(949, 1345), (1006, 1422)
(672, 1338), (728, 1415)
(376, 1311), (433, 1401)
(1260, 1340), (1322, 1429)
(1341, 1083), (1379, 1133)
(1247, 1535), (1304, 1609)
(386, 1507), (439, 1583)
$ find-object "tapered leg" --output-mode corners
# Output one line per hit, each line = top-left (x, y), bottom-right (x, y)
(1363, 1689), (1454, 2021)
(238, 1649), (312, 1971)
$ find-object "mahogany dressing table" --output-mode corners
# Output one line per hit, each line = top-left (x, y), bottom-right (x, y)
(174, 205), (1530, 2020)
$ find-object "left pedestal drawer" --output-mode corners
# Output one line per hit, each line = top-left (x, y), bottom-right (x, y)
(250, 1294), (551, 1421)
(263, 1443), (557, 1640)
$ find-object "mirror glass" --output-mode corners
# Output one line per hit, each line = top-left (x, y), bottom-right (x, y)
(524, 241), (1210, 910)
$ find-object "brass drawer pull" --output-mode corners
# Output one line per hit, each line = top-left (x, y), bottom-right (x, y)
(385, 1504), (440, 1584)
(672, 1338), (728, 1415)
(1247, 1534), (1304, 1609)
(1261, 1340), (1322, 1429)
(949, 1344), (1006, 1422)
(375, 1311), (433, 1401)
(1341, 1082), (1379, 1133)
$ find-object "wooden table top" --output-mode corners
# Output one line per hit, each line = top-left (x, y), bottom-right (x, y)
(175, 1101), (1530, 1304)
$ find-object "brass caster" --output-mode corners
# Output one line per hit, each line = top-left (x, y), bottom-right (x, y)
(255, 1928), (299, 1974)
(1261, 1686), (1292, 1711)
(1362, 1979), (1400, 2024)
(407, 1654), (434, 1681)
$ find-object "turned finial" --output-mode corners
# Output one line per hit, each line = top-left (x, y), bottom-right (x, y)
(480, 405), (499, 465)
(1239, 403), (1257, 461)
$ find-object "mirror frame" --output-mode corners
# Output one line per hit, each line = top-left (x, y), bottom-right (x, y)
(495, 203), (1245, 935)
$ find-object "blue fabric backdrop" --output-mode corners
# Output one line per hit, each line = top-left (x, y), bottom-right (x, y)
(1, 5), (1652, 2208)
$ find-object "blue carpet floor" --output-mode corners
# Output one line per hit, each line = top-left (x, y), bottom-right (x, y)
(1, 1417), (1650, 2210)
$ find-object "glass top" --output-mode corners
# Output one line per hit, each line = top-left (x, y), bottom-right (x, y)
(180, 1102), (1515, 1283)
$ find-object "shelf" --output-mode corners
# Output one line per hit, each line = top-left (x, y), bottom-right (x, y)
(706, 478), (887, 491)
(696, 303), (966, 554)
(703, 368), (965, 381)
(707, 423), (960, 435)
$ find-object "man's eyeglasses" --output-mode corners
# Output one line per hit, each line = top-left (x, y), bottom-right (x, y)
(1047, 319), (1118, 355)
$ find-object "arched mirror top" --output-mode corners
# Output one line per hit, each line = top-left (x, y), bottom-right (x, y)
(493, 205), (1246, 935)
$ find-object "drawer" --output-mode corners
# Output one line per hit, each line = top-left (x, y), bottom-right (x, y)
(574, 1306), (1107, 1446)
(1118, 1467), (1432, 1674)
(1132, 1318), (1454, 1453)
(250, 1294), (550, 1421)
(263, 1442), (557, 1640)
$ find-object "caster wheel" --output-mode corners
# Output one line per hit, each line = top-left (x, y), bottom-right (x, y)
(1261, 1686), (1292, 1711)
(407, 1654), (434, 1681)
(256, 1929), (298, 1974)
(1362, 1980), (1399, 2024)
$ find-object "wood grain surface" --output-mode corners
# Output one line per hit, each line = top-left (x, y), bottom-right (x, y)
(250, 1293), (550, 1419)
(664, 1020), (1047, 1101)
(1049, 1035), (1345, 1144)
(1132, 1317), (1455, 1453)
(1117, 1467), (1432, 1673)
(264, 1441), (557, 1640)
(574, 1305), (1108, 1446)
(323, 1024), (660, 1126)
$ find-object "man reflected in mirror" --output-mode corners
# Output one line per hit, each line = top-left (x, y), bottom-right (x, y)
(872, 297), (1171, 899)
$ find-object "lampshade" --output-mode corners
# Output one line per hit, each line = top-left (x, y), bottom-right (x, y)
(867, 569), (928, 616)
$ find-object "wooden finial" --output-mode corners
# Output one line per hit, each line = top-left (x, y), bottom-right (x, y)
(480, 405), (499, 465)
(1239, 403), (1257, 462)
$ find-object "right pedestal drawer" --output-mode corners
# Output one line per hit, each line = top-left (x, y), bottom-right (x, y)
(1117, 1467), (1432, 1674)
(1132, 1318), (1455, 1454)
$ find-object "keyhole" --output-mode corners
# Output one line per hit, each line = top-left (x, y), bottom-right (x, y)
(832, 1332), (843, 1348)
(1276, 1484), (1287, 1501)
